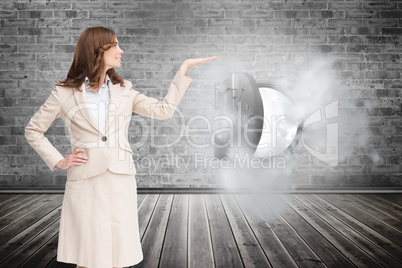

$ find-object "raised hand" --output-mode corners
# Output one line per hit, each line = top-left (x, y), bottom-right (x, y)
(179, 56), (218, 75)
(56, 148), (88, 169)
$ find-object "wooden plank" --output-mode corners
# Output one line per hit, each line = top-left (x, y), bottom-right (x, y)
(0, 204), (61, 263)
(204, 194), (243, 268)
(220, 194), (271, 268)
(304, 194), (402, 266)
(137, 194), (173, 268)
(18, 229), (59, 268)
(319, 194), (402, 246)
(0, 195), (63, 246)
(137, 194), (159, 240)
(188, 194), (214, 268)
(270, 195), (354, 268)
(340, 194), (402, 231)
(137, 194), (146, 207)
(235, 194), (297, 268)
(0, 194), (58, 231)
(0, 194), (20, 204)
(255, 194), (325, 267)
(362, 194), (402, 216)
(0, 194), (38, 217)
(1, 219), (60, 267)
(160, 194), (188, 267)
(281, 194), (381, 267)
(376, 194), (402, 206)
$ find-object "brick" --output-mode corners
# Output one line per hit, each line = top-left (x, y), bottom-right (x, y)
(240, 10), (274, 19)
(292, 2), (327, 10)
(328, 36), (363, 44)
(329, 2), (363, 10)
(19, 61), (53, 71)
(207, 19), (242, 27)
(274, 44), (309, 53)
(0, 62), (17, 71)
(36, 53), (72, 62)
(126, 27), (161, 36)
(310, 10), (345, 19)
(18, 10), (53, 19)
(35, 2), (71, 10)
(143, 18), (188, 27)
(382, 28), (402, 35)
(274, 10), (309, 19)
(346, 45), (382, 53)
(0, 27), (18, 35)
(274, 27), (308, 35)
(2, 2), (32, 10)
(364, 2), (397, 10)
(177, 27), (224, 35)
(72, 2), (106, 10)
(0, 45), (17, 53)
(125, 10), (175, 19)
(37, 35), (71, 44)
(238, 44), (273, 53)
(0, 53), (35, 62)
(53, 27), (85, 36)
(365, 53), (400, 62)
(36, 18), (72, 27)
(363, 35), (399, 44)
(1, 19), (32, 27)
(328, 19), (362, 28)
(106, 2), (141, 10)
(208, 35), (255, 44)
(1, 35), (36, 44)
(292, 18), (327, 28)
(242, 19), (257, 27)
(89, 10), (123, 18)
(363, 19), (398, 27)
(257, 19), (291, 27)
(346, 10), (379, 19)
(53, 44), (76, 53)
(380, 11), (402, 19)
(18, 27), (53, 35)
(0, 10), (17, 18)
(310, 45), (345, 53)
(193, 10), (224, 18)
(72, 19), (106, 27)
(256, 53), (291, 63)
(256, 36), (292, 44)
(293, 35), (327, 44)
(226, 27), (273, 36)
(54, 10), (88, 19)
(19, 44), (53, 53)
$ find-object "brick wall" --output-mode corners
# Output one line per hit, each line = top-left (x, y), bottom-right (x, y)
(0, 0), (401, 188)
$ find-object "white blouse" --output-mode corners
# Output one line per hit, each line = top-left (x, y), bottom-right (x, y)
(84, 75), (111, 133)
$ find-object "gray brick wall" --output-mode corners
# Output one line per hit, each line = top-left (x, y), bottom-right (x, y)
(0, 0), (401, 188)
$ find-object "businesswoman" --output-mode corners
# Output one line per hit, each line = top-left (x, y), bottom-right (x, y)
(24, 26), (217, 268)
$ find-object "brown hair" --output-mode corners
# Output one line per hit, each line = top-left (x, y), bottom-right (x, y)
(56, 27), (124, 90)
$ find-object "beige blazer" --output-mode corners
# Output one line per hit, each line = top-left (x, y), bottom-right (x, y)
(25, 71), (192, 181)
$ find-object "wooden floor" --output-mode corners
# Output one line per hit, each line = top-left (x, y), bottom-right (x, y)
(0, 193), (401, 268)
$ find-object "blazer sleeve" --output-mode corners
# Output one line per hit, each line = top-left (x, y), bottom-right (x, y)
(24, 86), (65, 172)
(130, 70), (193, 120)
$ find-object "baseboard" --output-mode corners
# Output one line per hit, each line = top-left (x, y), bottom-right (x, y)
(0, 187), (402, 194)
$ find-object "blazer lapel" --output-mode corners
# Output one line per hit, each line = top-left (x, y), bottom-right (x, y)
(73, 83), (106, 136)
(105, 82), (122, 134)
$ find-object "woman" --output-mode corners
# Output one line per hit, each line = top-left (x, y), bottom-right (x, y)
(24, 26), (217, 268)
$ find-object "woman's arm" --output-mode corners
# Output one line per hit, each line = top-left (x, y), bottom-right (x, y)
(24, 87), (65, 171)
(131, 56), (218, 120)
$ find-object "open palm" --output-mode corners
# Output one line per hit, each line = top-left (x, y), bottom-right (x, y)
(179, 56), (218, 75)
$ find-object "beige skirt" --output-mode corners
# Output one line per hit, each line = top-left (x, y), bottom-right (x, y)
(57, 169), (143, 268)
